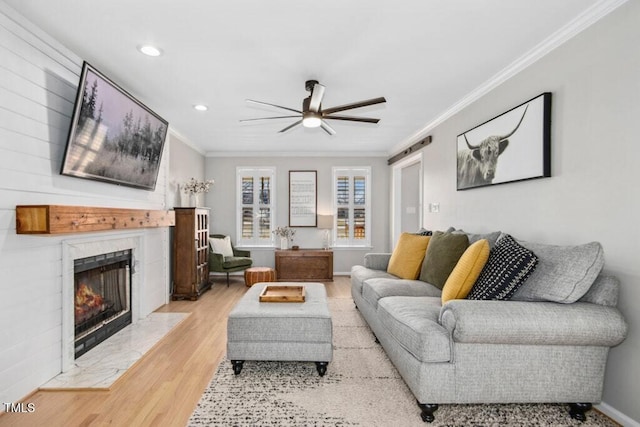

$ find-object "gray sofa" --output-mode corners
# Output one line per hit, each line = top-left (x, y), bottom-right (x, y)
(350, 237), (628, 423)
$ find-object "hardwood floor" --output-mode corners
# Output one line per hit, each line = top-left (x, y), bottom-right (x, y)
(0, 276), (352, 427)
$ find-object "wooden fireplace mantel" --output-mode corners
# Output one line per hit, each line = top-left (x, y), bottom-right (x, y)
(16, 205), (175, 235)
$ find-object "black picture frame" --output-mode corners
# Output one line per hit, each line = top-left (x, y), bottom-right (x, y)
(60, 62), (168, 191)
(456, 92), (551, 190)
(289, 170), (317, 227)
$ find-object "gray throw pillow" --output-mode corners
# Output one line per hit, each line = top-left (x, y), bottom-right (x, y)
(453, 229), (502, 248)
(419, 231), (469, 289)
(511, 240), (604, 303)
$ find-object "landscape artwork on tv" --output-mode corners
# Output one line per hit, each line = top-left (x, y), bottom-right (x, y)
(61, 62), (168, 191)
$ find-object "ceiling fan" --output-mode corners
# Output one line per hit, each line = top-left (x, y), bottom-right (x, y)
(241, 80), (386, 135)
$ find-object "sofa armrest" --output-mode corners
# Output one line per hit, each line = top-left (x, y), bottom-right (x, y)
(439, 300), (627, 347)
(364, 253), (392, 271)
(209, 252), (225, 271)
(234, 248), (251, 257)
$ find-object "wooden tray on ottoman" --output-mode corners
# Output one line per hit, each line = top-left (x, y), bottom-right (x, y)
(259, 285), (305, 302)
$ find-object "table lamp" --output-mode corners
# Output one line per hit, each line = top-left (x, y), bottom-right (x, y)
(317, 214), (334, 250)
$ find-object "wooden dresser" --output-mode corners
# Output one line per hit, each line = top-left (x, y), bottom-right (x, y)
(172, 207), (211, 300)
(275, 249), (333, 282)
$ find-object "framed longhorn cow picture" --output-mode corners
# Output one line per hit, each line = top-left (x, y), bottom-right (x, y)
(456, 92), (551, 190)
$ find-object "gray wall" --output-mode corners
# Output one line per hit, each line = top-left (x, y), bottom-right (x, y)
(204, 155), (390, 273)
(416, 2), (639, 422)
(167, 132), (206, 208)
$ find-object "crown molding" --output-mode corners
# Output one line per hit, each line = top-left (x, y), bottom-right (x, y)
(168, 128), (206, 156)
(389, 0), (630, 156)
(205, 150), (388, 158)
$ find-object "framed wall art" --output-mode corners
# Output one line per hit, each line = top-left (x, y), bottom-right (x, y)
(456, 92), (551, 190)
(289, 170), (317, 227)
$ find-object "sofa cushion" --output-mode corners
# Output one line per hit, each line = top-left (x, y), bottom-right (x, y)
(419, 231), (469, 289)
(378, 296), (451, 363)
(387, 233), (430, 279)
(350, 265), (398, 296)
(511, 240), (605, 303)
(210, 236), (234, 257)
(467, 234), (538, 300)
(222, 256), (252, 269)
(441, 239), (490, 303)
(363, 253), (392, 270)
(362, 278), (441, 309)
(579, 275), (619, 307)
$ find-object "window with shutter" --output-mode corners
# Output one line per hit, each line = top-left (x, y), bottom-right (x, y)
(237, 167), (276, 246)
(332, 167), (371, 247)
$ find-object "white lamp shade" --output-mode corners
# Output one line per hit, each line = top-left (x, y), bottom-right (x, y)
(317, 214), (334, 229)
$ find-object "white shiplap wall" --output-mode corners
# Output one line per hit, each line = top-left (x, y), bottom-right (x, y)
(0, 3), (172, 404)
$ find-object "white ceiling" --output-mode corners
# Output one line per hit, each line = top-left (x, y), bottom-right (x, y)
(5, 0), (616, 156)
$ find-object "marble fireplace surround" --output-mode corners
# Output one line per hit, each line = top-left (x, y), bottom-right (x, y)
(61, 232), (144, 372)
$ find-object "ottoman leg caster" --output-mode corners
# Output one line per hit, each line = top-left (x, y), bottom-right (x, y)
(315, 362), (328, 377)
(231, 360), (244, 375)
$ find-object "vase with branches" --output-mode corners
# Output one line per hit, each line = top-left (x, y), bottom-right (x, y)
(182, 178), (214, 206)
(273, 226), (296, 249)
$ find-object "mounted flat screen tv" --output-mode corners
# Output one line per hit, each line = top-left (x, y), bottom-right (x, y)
(61, 62), (168, 191)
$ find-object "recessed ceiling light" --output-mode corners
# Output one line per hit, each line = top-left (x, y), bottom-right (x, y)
(138, 45), (163, 57)
(193, 104), (208, 111)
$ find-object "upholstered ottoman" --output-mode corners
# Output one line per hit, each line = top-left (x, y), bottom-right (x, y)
(243, 266), (276, 287)
(227, 282), (333, 376)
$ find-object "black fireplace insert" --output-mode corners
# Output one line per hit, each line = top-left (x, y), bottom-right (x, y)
(73, 249), (132, 358)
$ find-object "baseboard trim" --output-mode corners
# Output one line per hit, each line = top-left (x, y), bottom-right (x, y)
(210, 272), (244, 276)
(211, 272), (351, 277)
(596, 402), (639, 426)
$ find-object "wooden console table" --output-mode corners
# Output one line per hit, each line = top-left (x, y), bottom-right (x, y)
(275, 249), (333, 282)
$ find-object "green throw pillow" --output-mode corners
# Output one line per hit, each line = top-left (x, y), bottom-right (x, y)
(419, 231), (469, 289)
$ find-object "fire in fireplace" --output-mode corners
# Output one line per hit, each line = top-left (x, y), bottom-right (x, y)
(74, 249), (132, 358)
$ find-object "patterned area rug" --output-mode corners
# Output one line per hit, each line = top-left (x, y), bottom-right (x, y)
(189, 298), (617, 426)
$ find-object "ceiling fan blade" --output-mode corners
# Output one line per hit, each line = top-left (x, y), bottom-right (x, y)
(246, 99), (302, 114)
(320, 120), (336, 135)
(321, 97), (386, 115)
(322, 115), (380, 124)
(308, 83), (325, 112)
(279, 120), (303, 133)
(240, 115), (300, 122)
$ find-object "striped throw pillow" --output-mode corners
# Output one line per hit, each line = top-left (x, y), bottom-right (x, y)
(467, 234), (538, 300)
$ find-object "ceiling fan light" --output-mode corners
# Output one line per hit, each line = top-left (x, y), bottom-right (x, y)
(302, 113), (322, 128)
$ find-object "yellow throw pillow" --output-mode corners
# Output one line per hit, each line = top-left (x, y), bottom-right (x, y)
(387, 233), (431, 279)
(441, 239), (490, 303)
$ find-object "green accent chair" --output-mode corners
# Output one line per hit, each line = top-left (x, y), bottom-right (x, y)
(208, 234), (252, 286)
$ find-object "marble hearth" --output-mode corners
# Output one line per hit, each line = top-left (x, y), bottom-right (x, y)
(41, 312), (188, 389)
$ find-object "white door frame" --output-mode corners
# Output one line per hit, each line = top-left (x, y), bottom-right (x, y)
(390, 152), (423, 249)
